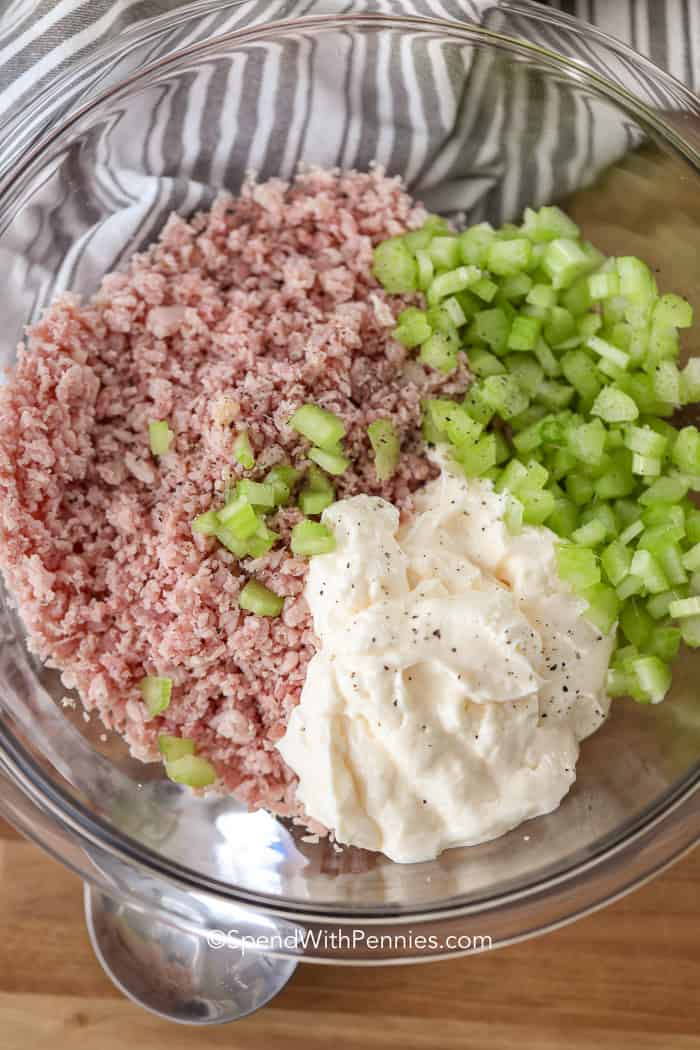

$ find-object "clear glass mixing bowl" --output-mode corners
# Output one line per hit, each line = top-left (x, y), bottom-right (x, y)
(0, 0), (699, 1020)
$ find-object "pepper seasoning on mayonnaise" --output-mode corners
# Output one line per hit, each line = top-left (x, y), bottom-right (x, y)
(277, 464), (614, 863)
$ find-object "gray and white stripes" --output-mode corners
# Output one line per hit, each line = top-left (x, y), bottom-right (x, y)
(0, 0), (697, 339)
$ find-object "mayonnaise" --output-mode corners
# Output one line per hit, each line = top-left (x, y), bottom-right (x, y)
(277, 464), (614, 863)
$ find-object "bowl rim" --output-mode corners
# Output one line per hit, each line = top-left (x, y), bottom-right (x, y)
(0, 0), (699, 928)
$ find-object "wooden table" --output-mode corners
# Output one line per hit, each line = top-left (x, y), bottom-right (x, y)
(1, 818), (698, 1050)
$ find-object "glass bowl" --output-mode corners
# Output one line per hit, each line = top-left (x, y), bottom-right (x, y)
(0, 0), (699, 1023)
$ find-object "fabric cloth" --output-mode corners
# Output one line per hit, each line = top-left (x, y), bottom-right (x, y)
(0, 0), (696, 341)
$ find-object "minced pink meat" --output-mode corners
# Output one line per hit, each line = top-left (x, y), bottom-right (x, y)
(0, 167), (470, 821)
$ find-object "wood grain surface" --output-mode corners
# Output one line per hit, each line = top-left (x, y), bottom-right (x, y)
(0, 818), (698, 1050)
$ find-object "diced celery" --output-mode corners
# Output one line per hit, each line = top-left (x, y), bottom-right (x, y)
(139, 676), (172, 717)
(394, 307), (432, 347)
(617, 574), (644, 600)
(620, 598), (654, 648)
(245, 522), (279, 558)
(458, 223), (496, 266)
(149, 420), (174, 456)
(588, 271), (620, 300)
(653, 293), (693, 329)
(308, 446), (350, 476)
(527, 283), (557, 309)
(586, 335), (630, 370)
(680, 615), (700, 647)
(373, 237), (417, 293)
(166, 754), (217, 787)
(607, 667), (631, 697)
(217, 497), (259, 540)
(590, 386), (639, 423)
(686, 507), (700, 544)
(512, 420), (543, 455)
(472, 276), (499, 302)
(158, 736), (195, 762)
(236, 480), (276, 508)
(419, 332), (458, 373)
(499, 273), (533, 301)
(547, 496), (578, 538)
(298, 465), (335, 516)
(601, 540), (632, 587)
(556, 544), (601, 592)
(542, 238), (591, 289)
(442, 297), (467, 327)
(672, 427), (700, 474)
(616, 256), (655, 303)
(522, 205), (580, 242)
(458, 434), (498, 478)
(521, 488), (555, 525)
(504, 354), (543, 396)
(482, 374), (530, 420)
(682, 542), (700, 573)
(533, 338), (562, 377)
(680, 357), (700, 402)
(192, 510), (220, 536)
(416, 249), (434, 290)
(651, 360), (681, 405)
(536, 380), (575, 410)
(426, 265), (481, 305)
(632, 452), (662, 477)
(571, 519), (607, 548)
(629, 549), (669, 594)
(632, 656), (672, 704)
(578, 314), (603, 341)
(619, 519), (644, 545)
(471, 308), (511, 354)
(446, 410), (482, 448)
(469, 348), (507, 377)
(642, 502), (686, 530)
(649, 625), (681, 662)
(215, 525), (250, 557)
(487, 238), (532, 276)
(493, 431), (511, 465)
(544, 306), (576, 348)
(462, 384), (495, 425)
(569, 418), (606, 466)
(507, 315), (541, 351)
(264, 464), (300, 506)
(239, 579), (285, 617)
(566, 473), (594, 506)
(624, 424), (668, 458)
(291, 520), (336, 557)
(368, 419), (400, 480)
(562, 276), (592, 316)
(289, 405), (346, 451)
(427, 236), (461, 270)
(615, 498), (642, 528)
(639, 476), (689, 506)
(582, 583), (619, 634)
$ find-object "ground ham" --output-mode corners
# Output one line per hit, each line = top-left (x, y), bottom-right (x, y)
(0, 167), (471, 822)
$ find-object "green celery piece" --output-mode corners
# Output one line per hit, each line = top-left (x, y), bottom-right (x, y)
(631, 656), (672, 704)
(236, 479), (276, 508)
(458, 223), (496, 266)
(289, 404), (346, 450)
(239, 579), (285, 617)
(368, 419), (400, 480)
(487, 238), (532, 276)
(372, 237), (417, 293)
(590, 386), (639, 423)
(482, 374), (530, 420)
(192, 510), (220, 536)
(620, 598), (654, 648)
(139, 676), (172, 717)
(581, 583), (620, 634)
(394, 307), (432, 348)
(291, 520), (336, 557)
(167, 755), (217, 787)
(308, 446), (350, 476)
(426, 265), (481, 306)
(601, 539), (632, 587)
(471, 308), (511, 354)
(507, 315), (541, 351)
(419, 332), (458, 373)
(149, 420), (174, 456)
(653, 293), (693, 329)
(158, 735), (196, 762)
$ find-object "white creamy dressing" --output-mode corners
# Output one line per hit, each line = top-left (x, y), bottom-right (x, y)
(276, 464), (614, 863)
